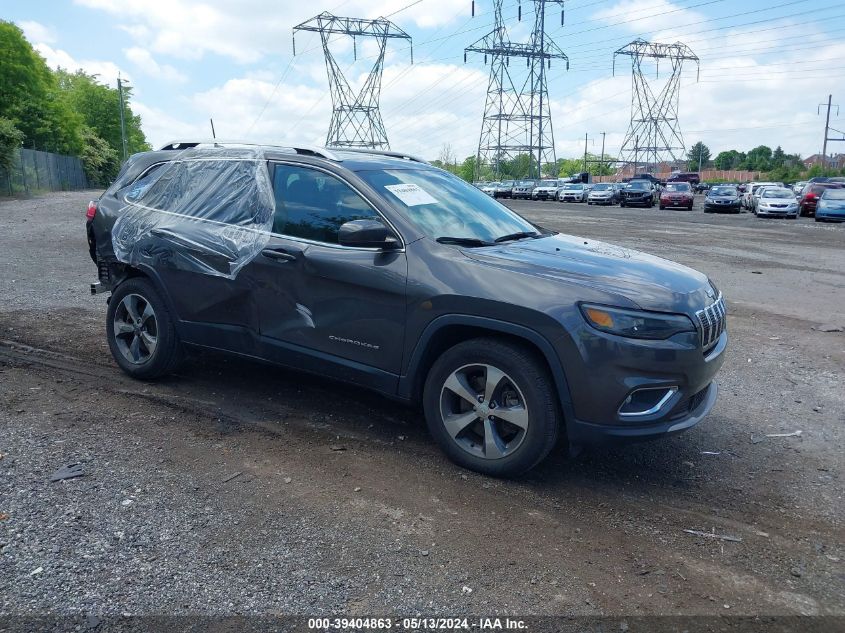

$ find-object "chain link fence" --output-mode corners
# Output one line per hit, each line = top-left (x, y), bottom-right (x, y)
(0, 148), (89, 196)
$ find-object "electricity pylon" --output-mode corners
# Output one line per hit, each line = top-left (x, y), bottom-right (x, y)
(613, 39), (699, 173)
(465, 1), (568, 179)
(293, 12), (412, 149)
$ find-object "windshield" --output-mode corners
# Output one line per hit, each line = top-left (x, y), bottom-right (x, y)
(592, 183), (611, 190)
(563, 184), (583, 190)
(822, 189), (845, 200)
(539, 180), (559, 187)
(664, 183), (691, 192)
(626, 181), (649, 190)
(710, 186), (737, 196)
(358, 168), (541, 243)
(516, 180), (535, 186)
(762, 189), (793, 199)
(501, 180), (514, 186)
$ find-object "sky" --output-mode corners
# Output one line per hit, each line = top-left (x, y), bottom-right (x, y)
(6, 0), (845, 161)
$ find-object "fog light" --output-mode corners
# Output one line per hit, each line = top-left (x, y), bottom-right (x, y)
(619, 387), (678, 417)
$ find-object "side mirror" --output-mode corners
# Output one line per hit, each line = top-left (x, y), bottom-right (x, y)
(338, 218), (399, 250)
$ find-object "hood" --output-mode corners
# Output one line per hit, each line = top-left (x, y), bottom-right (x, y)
(464, 234), (713, 314)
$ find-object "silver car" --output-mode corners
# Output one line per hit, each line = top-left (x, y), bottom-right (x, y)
(532, 179), (562, 201)
(755, 187), (799, 218)
(587, 183), (618, 205)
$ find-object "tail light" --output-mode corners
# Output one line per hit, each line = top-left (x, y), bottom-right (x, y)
(86, 200), (97, 221)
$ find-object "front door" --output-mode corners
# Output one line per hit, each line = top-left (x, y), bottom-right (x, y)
(251, 162), (408, 392)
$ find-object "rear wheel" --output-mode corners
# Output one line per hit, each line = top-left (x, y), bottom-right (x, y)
(106, 277), (183, 380)
(423, 338), (560, 477)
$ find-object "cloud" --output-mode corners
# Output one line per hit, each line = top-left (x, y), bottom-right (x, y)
(124, 47), (188, 83)
(74, 0), (462, 63)
(592, 0), (708, 38)
(18, 20), (57, 44)
(34, 43), (130, 87)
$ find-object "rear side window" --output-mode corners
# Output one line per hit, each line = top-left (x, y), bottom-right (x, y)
(271, 164), (377, 244)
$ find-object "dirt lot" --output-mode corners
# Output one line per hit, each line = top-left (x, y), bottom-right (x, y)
(0, 191), (843, 621)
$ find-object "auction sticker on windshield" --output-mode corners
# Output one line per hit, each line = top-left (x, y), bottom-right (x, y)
(384, 183), (438, 206)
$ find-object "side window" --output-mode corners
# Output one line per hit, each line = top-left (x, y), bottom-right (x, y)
(123, 163), (165, 202)
(271, 163), (377, 244)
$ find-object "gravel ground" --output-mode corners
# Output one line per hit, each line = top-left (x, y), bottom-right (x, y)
(0, 191), (843, 622)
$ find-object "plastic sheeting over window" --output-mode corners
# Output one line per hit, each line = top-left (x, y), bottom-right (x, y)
(111, 147), (275, 279)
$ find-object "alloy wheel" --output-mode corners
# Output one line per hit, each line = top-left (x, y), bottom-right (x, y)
(439, 363), (529, 460)
(113, 293), (158, 365)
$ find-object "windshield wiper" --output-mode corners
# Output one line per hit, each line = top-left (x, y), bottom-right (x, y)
(494, 231), (541, 243)
(436, 236), (492, 247)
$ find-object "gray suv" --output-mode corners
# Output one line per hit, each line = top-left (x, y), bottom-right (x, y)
(86, 142), (727, 477)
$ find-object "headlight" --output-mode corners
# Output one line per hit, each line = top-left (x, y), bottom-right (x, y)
(580, 304), (696, 340)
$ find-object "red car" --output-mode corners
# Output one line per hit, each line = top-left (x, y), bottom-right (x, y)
(800, 183), (844, 216)
(660, 182), (694, 210)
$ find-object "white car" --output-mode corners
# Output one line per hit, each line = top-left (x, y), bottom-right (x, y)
(558, 183), (587, 202)
(755, 187), (799, 218)
(532, 179), (562, 201)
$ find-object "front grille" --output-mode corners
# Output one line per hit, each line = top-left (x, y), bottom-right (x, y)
(695, 294), (726, 350)
(669, 386), (709, 420)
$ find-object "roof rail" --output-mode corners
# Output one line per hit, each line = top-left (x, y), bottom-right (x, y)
(333, 147), (429, 165)
(157, 140), (342, 161)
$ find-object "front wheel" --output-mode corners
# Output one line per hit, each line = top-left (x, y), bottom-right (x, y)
(423, 338), (560, 477)
(106, 277), (183, 380)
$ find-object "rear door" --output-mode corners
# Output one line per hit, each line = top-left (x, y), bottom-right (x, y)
(251, 161), (408, 388)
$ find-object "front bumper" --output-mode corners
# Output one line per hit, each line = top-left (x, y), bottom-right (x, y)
(661, 198), (693, 207)
(567, 380), (718, 445)
(757, 206), (798, 217)
(554, 321), (727, 445)
(622, 196), (652, 206)
(704, 202), (741, 212)
(816, 209), (845, 221)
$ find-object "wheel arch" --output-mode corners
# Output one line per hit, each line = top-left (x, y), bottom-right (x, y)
(399, 315), (573, 412)
(107, 262), (184, 334)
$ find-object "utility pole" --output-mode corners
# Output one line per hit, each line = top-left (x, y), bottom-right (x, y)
(600, 131), (606, 174)
(818, 95), (842, 169)
(117, 74), (128, 161)
(614, 40), (699, 174)
(293, 12), (412, 149)
(583, 133), (588, 173)
(210, 118), (216, 139)
(697, 142), (703, 172)
(466, 1), (568, 180)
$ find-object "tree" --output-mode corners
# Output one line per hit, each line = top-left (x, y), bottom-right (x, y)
(79, 126), (119, 186)
(56, 69), (150, 157)
(437, 143), (456, 168)
(714, 149), (743, 170)
(0, 117), (24, 172)
(0, 21), (82, 154)
(772, 145), (785, 167)
(686, 141), (710, 171)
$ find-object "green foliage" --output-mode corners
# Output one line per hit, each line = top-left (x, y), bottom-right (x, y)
(0, 116), (24, 171)
(557, 153), (615, 178)
(79, 126), (120, 187)
(713, 149), (744, 170)
(687, 141), (711, 171)
(0, 20), (149, 170)
(0, 21), (82, 154)
(56, 69), (150, 156)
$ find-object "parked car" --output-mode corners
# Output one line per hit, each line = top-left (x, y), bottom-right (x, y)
(694, 182), (710, 194)
(86, 142), (727, 476)
(586, 183), (620, 205)
(511, 179), (539, 200)
(744, 182), (783, 211)
(668, 171), (701, 186)
(815, 188), (845, 222)
(631, 173), (663, 188)
(480, 182), (499, 197)
(755, 188), (799, 219)
(620, 180), (657, 207)
(703, 185), (741, 213)
(792, 181), (808, 197)
(800, 183), (845, 217)
(558, 183), (587, 202)
(659, 182), (694, 210)
(494, 180), (515, 198)
(532, 179), (562, 201)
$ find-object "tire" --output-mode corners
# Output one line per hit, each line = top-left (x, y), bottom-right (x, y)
(688, 204), (693, 211)
(423, 338), (560, 477)
(106, 277), (183, 380)
(659, 204), (665, 210)
(620, 201), (626, 207)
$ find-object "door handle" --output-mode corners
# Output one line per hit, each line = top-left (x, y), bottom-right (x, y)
(261, 248), (297, 262)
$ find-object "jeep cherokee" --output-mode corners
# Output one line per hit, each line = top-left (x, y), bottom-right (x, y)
(86, 142), (728, 477)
